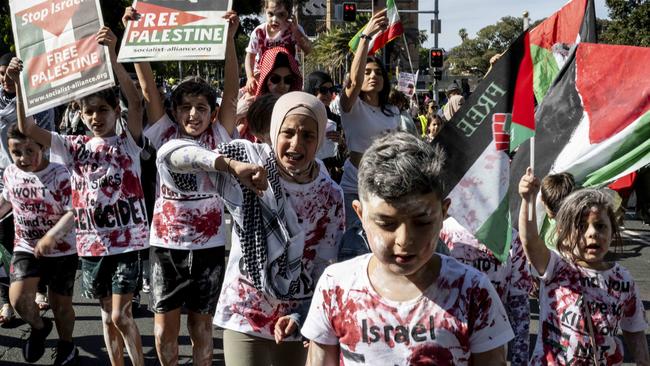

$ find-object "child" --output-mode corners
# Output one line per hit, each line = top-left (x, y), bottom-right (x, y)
(125, 7), (241, 365)
(1, 124), (77, 364)
(245, 0), (312, 94)
(302, 132), (513, 365)
(518, 168), (649, 364)
(157, 91), (345, 366)
(9, 26), (148, 366)
(539, 172), (575, 249)
(439, 216), (532, 366)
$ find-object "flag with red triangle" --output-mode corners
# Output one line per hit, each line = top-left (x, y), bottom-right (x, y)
(118, 0), (231, 62)
(349, 0), (404, 55)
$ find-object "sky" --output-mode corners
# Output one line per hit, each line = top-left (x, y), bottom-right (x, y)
(418, 0), (609, 50)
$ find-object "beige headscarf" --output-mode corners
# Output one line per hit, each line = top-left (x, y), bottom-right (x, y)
(270, 91), (327, 153)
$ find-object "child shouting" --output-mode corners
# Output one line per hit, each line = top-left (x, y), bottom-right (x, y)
(519, 168), (649, 365)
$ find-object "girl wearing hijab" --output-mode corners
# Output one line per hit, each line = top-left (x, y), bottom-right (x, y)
(156, 91), (345, 366)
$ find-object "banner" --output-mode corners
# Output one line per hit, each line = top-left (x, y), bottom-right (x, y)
(118, 0), (232, 62)
(396, 71), (418, 98)
(9, 0), (115, 117)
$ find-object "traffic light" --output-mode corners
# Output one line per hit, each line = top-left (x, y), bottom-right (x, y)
(343, 2), (357, 22)
(430, 48), (444, 68)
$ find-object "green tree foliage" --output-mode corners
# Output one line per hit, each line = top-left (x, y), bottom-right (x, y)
(446, 16), (523, 76)
(600, 0), (650, 47)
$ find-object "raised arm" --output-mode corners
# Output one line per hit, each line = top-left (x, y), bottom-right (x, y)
(289, 16), (312, 55)
(518, 167), (550, 275)
(97, 26), (143, 143)
(6, 58), (52, 147)
(218, 11), (240, 137)
(339, 9), (387, 113)
(123, 6), (165, 126)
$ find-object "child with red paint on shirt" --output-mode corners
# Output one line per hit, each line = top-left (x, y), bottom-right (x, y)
(519, 168), (649, 365)
(124, 6), (241, 365)
(244, 0), (312, 94)
(9, 26), (148, 366)
(0, 124), (77, 365)
(302, 132), (514, 366)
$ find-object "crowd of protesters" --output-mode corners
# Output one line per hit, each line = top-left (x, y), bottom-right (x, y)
(0, 1), (648, 366)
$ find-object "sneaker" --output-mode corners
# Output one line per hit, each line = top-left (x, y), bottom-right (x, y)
(23, 317), (53, 362)
(53, 340), (79, 366)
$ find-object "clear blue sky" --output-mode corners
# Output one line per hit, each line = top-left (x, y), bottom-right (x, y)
(418, 0), (609, 50)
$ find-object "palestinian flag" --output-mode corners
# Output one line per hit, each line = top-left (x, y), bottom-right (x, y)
(511, 43), (650, 209)
(509, 0), (597, 152)
(349, 0), (403, 55)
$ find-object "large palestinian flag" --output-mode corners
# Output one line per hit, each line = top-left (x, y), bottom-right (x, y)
(509, 0), (597, 151)
(439, 0), (595, 262)
(511, 43), (650, 197)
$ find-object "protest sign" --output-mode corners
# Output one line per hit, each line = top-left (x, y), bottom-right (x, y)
(118, 0), (232, 63)
(9, 0), (115, 117)
(397, 71), (418, 97)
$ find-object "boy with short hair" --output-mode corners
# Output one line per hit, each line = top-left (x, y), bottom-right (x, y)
(302, 132), (513, 365)
(1, 124), (78, 365)
(539, 172), (575, 249)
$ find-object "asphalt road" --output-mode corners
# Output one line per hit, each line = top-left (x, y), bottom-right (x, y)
(1, 218), (648, 365)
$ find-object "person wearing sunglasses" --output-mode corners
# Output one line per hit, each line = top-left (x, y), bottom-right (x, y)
(255, 47), (302, 98)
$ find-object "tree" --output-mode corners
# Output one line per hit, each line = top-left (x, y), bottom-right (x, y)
(446, 16), (523, 76)
(601, 0), (650, 47)
(458, 28), (468, 42)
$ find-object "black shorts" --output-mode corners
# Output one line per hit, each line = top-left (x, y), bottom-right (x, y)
(10, 252), (78, 296)
(80, 250), (142, 299)
(151, 246), (225, 315)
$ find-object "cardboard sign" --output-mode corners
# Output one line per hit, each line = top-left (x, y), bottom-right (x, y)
(10, 0), (115, 116)
(118, 0), (232, 62)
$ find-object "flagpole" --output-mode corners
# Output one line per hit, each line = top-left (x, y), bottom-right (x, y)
(401, 33), (415, 75)
(523, 10), (536, 222)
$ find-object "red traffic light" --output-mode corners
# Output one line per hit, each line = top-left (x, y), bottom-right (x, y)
(343, 2), (357, 21)
(430, 48), (444, 68)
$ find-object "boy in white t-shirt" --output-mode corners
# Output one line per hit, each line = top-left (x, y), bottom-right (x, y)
(302, 132), (514, 365)
(2, 124), (78, 364)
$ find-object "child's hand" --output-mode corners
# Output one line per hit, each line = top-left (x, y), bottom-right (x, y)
(274, 315), (298, 344)
(245, 77), (258, 94)
(223, 10), (239, 38)
(518, 167), (540, 202)
(230, 160), (268, 196)
(5, 57), (23, 83)
(122, 6), (141, 27)
(34, 235), (57, 258)
(96, 26), (118, 59)
(287, 14), (300, 36)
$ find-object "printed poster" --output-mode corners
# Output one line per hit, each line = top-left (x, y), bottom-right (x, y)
(9, 0), (115, 117)
(118, 0), (232, 62)
(397, 71), (418, 98)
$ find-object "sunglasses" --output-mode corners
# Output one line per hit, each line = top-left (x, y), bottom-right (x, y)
(269, 74), (296, 85)
(318, 86), (337, 94)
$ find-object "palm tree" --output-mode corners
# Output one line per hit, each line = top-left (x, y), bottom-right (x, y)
(459, 28), (469, 42)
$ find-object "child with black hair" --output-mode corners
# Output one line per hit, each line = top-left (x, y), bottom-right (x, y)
(8, 26), (148, 366)
(1, 124), (77, 364)
(519, 168), (648, 364)
(302, 132), (513, 365)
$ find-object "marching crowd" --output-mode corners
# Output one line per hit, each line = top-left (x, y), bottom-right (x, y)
(0, 1), (648, 366)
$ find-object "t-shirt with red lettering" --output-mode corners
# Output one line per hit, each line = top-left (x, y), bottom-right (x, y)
(50, 129), (148, 256)
(2, 163), (75, 256)
(246, 22), (306, 74)
(301, 254), (514, 365)
(145, 114), (232, 250)
(214, 169), (345, 340)
(530, 251), (648, 365)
